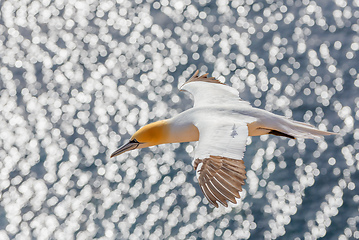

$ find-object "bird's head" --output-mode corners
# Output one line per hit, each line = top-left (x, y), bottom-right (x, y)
(110, 120), (170, 158)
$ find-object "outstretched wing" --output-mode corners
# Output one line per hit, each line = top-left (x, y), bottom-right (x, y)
(194, 156), (246, 208)
(180, 70), (249, 107)
(192, 118), (249, 207)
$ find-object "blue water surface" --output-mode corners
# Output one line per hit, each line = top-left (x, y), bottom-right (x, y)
(0, 0), (358, 239)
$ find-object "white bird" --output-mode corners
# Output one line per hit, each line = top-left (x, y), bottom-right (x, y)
(111, 70), (334, 208)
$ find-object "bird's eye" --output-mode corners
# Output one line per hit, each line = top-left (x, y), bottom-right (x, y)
(130, 139), (140, 143)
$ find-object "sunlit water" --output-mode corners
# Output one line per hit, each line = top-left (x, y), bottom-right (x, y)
(1, 0), (359, 239)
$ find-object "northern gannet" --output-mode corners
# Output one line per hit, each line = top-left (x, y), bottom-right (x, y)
(111, 70), (334, 208)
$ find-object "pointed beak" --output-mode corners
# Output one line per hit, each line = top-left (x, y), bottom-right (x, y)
(110, 140), (140, 158)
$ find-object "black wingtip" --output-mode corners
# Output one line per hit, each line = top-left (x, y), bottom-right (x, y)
(268, 130), (296, 139)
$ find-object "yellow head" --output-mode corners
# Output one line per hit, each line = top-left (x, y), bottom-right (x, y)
(110, 120), (170, 158)
(130, 120), (170, 148)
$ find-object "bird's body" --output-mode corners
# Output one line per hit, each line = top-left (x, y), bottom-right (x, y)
(111, 70), (335, 208)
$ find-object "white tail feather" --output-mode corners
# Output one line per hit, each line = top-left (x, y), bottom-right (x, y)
(279, 118), (335, 139)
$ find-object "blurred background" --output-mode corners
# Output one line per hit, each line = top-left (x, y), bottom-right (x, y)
(0, 0), (358, 239)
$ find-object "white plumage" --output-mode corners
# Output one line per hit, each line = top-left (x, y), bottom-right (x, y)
(111, 69), (335, 208)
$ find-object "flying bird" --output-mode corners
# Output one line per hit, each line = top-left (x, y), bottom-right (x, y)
(111, 70), (334, 208)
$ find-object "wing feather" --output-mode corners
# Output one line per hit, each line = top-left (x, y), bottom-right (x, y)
(200, 184), (218, 207)
(215, 172), (241, 198)
(191, 117), (249, 207)
(181, 71), (252, 207)
(207, 181), (229, 207)
(183, 70), (224, 85)
(194, 156), (247, 208)
(180, 70), (249, 107)
(211, 176), (237, 203)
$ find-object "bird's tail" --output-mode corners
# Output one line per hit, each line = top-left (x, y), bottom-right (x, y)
(272, 117), (336, 139)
